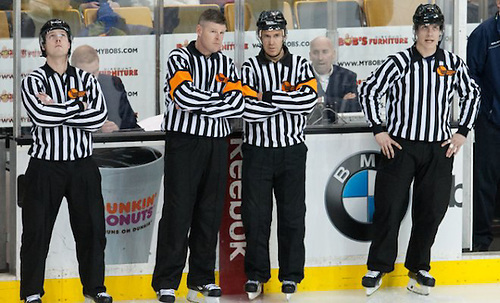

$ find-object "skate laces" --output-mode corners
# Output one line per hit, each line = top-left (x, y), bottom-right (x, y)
(418, 270), (433, 278)
(96, 292), (112, 298)
(158, 289), (175, 296)
(26, 294), (41, 302)
(204, 283), (221, 291)
(365, 270), (381, 278)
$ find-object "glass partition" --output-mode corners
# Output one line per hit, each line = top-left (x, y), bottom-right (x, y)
(287, 0), (459, 127)
(4, 1), (470, 133)
(467, 0), (498, 23)
(0, 2), (14, 133)
(12, 0), (157, 136)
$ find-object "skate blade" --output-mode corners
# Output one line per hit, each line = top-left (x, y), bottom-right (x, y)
(247, 285), (262, 300)
(364, 278), (382, 296)
(186, 289), (220, 303)
(407, 278), (430, 296)
(285, 293), (292, 301)
(186, 289), (201, 302)
(365, 285), (380, 296)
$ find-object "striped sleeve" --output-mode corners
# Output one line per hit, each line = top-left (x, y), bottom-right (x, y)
(242, 52), (315, 147)
(241, 59), (282, 122)
(21, 74), (84, 127)
(196, 60), (244, 119)
(454, 57), (481, 136)
(359, 54), (403, 134)
(167, 52), (225, 111)
(262, 57), (318, 115)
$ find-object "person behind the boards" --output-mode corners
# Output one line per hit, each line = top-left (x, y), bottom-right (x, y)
(308, 36), (360, 124)
(71, 44), (141, 133)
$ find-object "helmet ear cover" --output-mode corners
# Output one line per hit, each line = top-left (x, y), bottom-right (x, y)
(39, 19), (72, 57)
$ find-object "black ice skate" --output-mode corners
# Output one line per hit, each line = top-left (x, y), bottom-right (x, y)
(84, 292), (113, 303)
(25, 294), (42, 303)
(245, 280), (263, 300)
(362, 270), (384, 296)
(407, 270), (436, 295)
(157, 289), (175, 302)
(186, 283), (221, 303)
(281, 280), (297, 301)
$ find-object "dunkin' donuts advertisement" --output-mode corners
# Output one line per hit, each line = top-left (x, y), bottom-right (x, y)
(13, 143), (165, 276)
(93, 146), (164, 264)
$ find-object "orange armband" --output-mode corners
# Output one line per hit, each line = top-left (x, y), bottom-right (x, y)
(169, 70), (193, 99)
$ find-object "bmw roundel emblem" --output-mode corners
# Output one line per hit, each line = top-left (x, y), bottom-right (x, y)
(325, 151), (381, 241)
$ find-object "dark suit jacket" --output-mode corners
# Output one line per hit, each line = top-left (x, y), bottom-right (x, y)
(98, 74), (139, 129)
(319, 64), (361, 114)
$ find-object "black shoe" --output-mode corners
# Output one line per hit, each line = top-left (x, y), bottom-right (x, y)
(157, 289), (175, 302)
(281, 280), (297, 294)
(84, 292), (113, 303)
(187, 283), (222, 297)
(409, 270), (435, 287)
(25, 294), (42, 303)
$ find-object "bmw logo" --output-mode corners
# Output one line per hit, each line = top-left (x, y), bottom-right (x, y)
(325, 151), (381, 241)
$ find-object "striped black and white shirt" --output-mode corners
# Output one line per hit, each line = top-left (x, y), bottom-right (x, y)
(359, 46), (480, 142)
(21, 63), (107, 161)
(241, 47), (318, 147)
(162, 41), (244, 137)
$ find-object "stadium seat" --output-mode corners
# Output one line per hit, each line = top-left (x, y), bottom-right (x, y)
(29, 8), (83, 38)
(224, 3), (253, 31)
(163, 4), (220, 34)
(0, 11), (8, 38)
(84, 6), (153, 28)
(294, 0), (365, 28)
(363, 0), (393, 26)
(246, 0), (294, 30)
(4, 11), (36, 37)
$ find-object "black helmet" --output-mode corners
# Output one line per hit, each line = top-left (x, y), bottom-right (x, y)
(39, 19), (72, 57)
(413, 4), (444, 28)
(256, 10), (287, 32)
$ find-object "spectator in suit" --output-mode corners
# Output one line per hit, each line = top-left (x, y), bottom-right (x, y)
(308, 36), (360, 124)
(71, 44), (140, 132)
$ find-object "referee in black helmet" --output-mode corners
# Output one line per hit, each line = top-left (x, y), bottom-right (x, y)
(20, 19), (111, 303)
(359, 4), (480, 296)
(240, 10), (318, 300)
